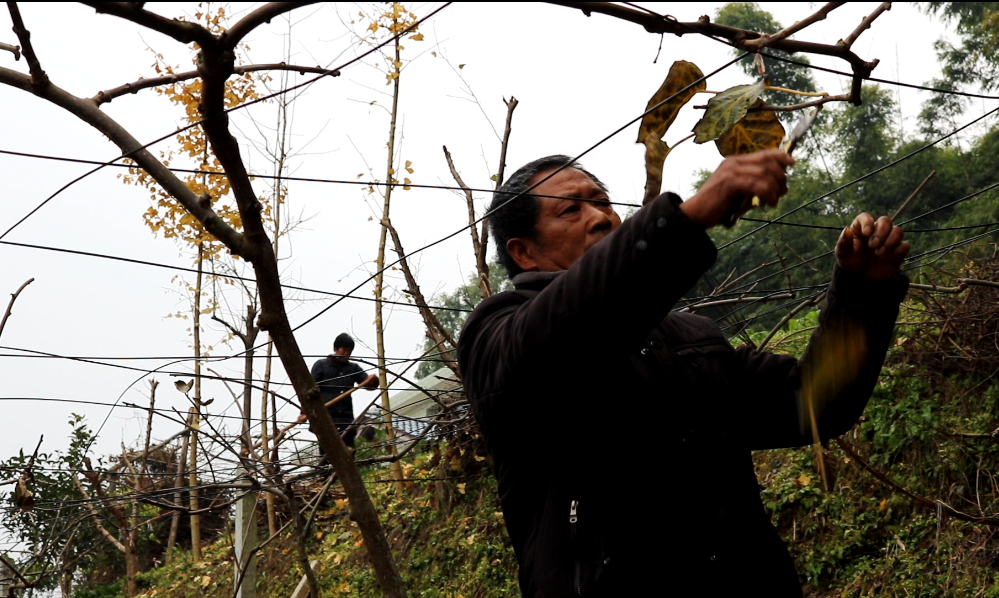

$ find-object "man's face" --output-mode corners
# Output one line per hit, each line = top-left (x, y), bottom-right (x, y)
(507, 167), (621, 273)
(333, 347), (351, 361)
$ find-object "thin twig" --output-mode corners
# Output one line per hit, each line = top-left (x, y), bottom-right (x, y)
(678, 292), (794, 312)
(6, 3), (47, 87)
(958, 278), (999, 290)
(836, 437), (999, 526)
(756, 93), (851, 112)
(742, 2), (847, 50)
(0, 277), (33, 340)
(0, 41), (20, 59)
(892, 170), (936, 221)
(92, 63), (340, 105)
(839, 2), (892, 49)
(757, 293), (825, 351)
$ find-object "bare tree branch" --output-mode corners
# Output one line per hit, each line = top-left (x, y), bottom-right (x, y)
(6, 3), (48, 88)
(482, 96), (519, 290)
(0, 67), (245, 252)
(0, 553), (32, 589)
(0, 41), (20, 59)
(755, 93), (850, 112)
(742, 2), (846, 51)
(839, 2), (892, 49)
(757, 293), (825, 351)
(140, 379), (157, 476)
(92, 62), (341, 106)
(0, 277), (33, 340)
(71, 475), (127, 553)
(442, 144), (487, 291)
(678, 292), (795, 313)
(385, 216), (460, 373)
(545, 2), (883, 105)
(79, 2), (215, 46)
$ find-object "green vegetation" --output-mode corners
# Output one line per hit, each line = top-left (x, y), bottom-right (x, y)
(83, 272), (999, 598)
(122, 437), (519, 598)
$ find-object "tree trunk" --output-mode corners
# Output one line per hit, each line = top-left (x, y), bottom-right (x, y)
(241, 304), (258, 455)
(124, 531), (139, 597)
(189, 243), (204, 563)
(261, 348), (277, 536)
(166, 411), (192, 560)
(373, 24), (406, 494)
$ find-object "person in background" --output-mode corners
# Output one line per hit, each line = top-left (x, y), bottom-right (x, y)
(310, 332), (378, 448)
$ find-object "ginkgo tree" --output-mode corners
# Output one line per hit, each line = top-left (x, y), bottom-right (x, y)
(118, 3), (277, 565)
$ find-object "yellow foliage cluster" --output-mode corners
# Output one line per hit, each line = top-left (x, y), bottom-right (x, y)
(121, 3), (278, 262)
(357, 2), (425, 85)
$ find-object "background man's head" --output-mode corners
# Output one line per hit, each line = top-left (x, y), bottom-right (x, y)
(333, 333), (355, 360)
(489, 155), (618, 278)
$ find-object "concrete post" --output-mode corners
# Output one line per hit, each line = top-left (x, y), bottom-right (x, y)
(234, 491), (258, 598)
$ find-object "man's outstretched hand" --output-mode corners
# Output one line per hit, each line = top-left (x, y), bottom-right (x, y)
(679, 150), (794, 228)
(836, 213), (910, 281)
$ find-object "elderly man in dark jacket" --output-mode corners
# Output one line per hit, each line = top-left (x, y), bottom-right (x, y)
(457, 151), (910, 597)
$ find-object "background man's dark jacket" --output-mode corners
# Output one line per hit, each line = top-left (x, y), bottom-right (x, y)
(458, 193), (908, 597)
(310, 357), (367, 424)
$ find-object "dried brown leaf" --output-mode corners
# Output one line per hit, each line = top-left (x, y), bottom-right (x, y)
(637, 60), (705, 204)
(714, 100), (786, 157)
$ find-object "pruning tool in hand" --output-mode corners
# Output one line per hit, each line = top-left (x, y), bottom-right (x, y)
(722, 105), (822, 228)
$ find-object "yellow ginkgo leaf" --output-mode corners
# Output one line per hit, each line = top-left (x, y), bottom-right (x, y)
(410, 33), (424, 41)
(797, 474), (811, 487)
(456, 483), (466, 494)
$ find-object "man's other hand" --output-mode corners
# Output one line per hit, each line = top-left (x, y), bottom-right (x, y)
(836, 213), (910, 281)
(361, 374), (379, 389)
(680, 150), (795, 228)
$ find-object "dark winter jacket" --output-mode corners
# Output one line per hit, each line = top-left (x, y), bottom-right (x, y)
(310, 357), (368, 423)
(457, 193), (909, 597)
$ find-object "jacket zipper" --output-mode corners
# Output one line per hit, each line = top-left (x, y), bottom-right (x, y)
(570, 500), (581, 596)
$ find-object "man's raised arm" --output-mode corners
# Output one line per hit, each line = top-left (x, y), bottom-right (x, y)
(460, 151), (796, 377)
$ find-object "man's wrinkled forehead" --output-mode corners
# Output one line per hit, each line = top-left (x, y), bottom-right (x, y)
(527, 167), (607, 198)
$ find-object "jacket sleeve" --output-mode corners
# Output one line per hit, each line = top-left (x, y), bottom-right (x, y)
(351, 364), (369, 386)
(461, 193), (718, 385)
(731, 265), (909, 450)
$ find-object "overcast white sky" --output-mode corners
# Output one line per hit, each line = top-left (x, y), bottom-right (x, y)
(0, 2), (957, 462)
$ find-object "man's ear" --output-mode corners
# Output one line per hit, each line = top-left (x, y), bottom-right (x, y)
(506, 238), (539, 273)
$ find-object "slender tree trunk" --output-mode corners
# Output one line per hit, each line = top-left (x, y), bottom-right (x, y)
(189, 243), (204, 563)
(260, 53), (289, 534)
(166, 411), (192, 560)
(261, 345), (277, 535)
(124, 517), (139, 596)
(241, 304), (258, 455)
(374, 33), (405, 494)
(60, 570), (71, 597)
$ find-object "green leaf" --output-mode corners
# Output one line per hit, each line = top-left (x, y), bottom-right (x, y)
(693, 80), (766, 143)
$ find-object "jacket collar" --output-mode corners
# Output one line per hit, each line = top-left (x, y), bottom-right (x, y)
(511, 270), (565, 292)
